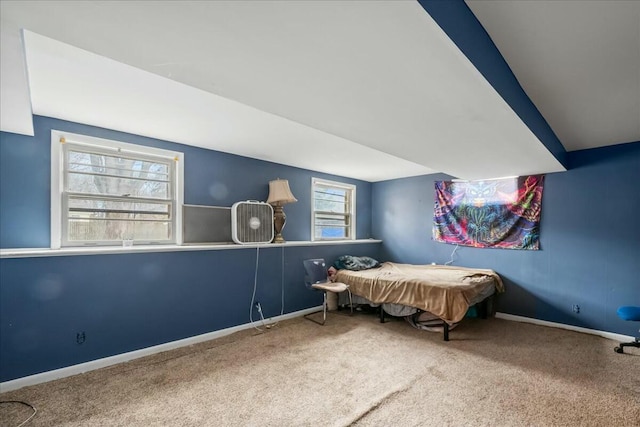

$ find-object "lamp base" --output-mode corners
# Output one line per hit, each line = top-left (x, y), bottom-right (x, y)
(272, 205), (286, 243)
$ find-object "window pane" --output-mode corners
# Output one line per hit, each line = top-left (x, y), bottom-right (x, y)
(315, 187), (347, 199)
(314, 200), (346, 213)
(68, 151), (169, 178)
(314, 209), (350, 239)
(315, 213), (349, 226)
(67, 150), (170, 199)
(68, 219), (171, 242)
(68, 198), (170, 220)
(68, 173), (170, 199)
(315, 226), (347, 239)
(314, 186), (348, 213)
(66, 196), (171, 242)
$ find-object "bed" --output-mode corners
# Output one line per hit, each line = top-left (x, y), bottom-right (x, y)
(334, 262), (505, 341)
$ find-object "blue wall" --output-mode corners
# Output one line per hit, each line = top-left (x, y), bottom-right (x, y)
(1, 116), (637, 382)
(0, 116), (373, 248)
(0, 116), (380, 382)
(372, 141), (640, 336)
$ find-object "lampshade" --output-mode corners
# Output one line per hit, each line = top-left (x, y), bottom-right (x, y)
(267, 179), (297, 206)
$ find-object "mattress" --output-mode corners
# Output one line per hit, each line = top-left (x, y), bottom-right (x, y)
(334, 262), (504, 324)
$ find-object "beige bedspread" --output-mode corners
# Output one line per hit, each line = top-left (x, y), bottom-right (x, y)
(334, 262), (504, 324)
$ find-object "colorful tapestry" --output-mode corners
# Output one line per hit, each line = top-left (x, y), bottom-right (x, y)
(433, 175), (544, 250)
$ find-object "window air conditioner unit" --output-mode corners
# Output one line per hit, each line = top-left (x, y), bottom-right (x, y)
(231, 201), (274, 244)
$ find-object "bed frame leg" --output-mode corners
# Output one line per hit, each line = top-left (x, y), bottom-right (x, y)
(443, 322), (449, 341)
(379, 306), (385, 323)
(478, 296), (491, 319)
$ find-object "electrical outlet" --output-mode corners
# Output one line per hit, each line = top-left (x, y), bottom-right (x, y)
(255, 302), (262, 312)
(572, 304), (580, 314)
(76, 331), (86, 344)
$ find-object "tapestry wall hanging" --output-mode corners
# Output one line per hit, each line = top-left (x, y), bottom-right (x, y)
(433, 175), (544, 250)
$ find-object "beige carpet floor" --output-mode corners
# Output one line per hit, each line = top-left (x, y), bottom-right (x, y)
(1, 313), (639, 427)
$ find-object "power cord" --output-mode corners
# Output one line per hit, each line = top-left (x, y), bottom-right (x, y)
(445, 244), (459, 266)
(0, 400), (37, 427)
(249, 245), (287, 332)
(256, 302), (270, 328)
(263, 245), (286, 329)
(280, 245), (285, 317)
(249, 246), (267, 333)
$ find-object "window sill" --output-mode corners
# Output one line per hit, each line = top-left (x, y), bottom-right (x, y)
(0, 239), (382, 259)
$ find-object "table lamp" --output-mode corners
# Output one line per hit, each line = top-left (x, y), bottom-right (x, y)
(266, 179), (297, 243)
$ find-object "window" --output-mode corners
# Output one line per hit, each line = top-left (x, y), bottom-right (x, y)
(311, 178), (355, 241)
(51, 131), (183, 247)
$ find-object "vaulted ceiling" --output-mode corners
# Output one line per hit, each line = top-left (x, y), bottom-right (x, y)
(1, 1), (637, 182)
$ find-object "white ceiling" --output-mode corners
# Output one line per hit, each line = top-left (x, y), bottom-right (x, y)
(4, 1), (634, 182)
(466, 0), (640, 152)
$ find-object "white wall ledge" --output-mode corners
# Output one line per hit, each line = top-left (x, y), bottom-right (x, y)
(0, 239), (382, 259)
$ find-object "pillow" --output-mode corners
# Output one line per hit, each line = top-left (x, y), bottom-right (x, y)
(333, 255), (380, 271)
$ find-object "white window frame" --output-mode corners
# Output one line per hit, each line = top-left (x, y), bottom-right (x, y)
(51, 130), (184, 248)
(311, 177), (356, 241)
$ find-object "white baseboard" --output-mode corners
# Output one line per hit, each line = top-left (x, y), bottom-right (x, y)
(495, 312), (634, 343)
(0, 306), (322, 393)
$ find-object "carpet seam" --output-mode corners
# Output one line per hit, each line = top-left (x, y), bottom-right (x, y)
(343, 373), (425, 426)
